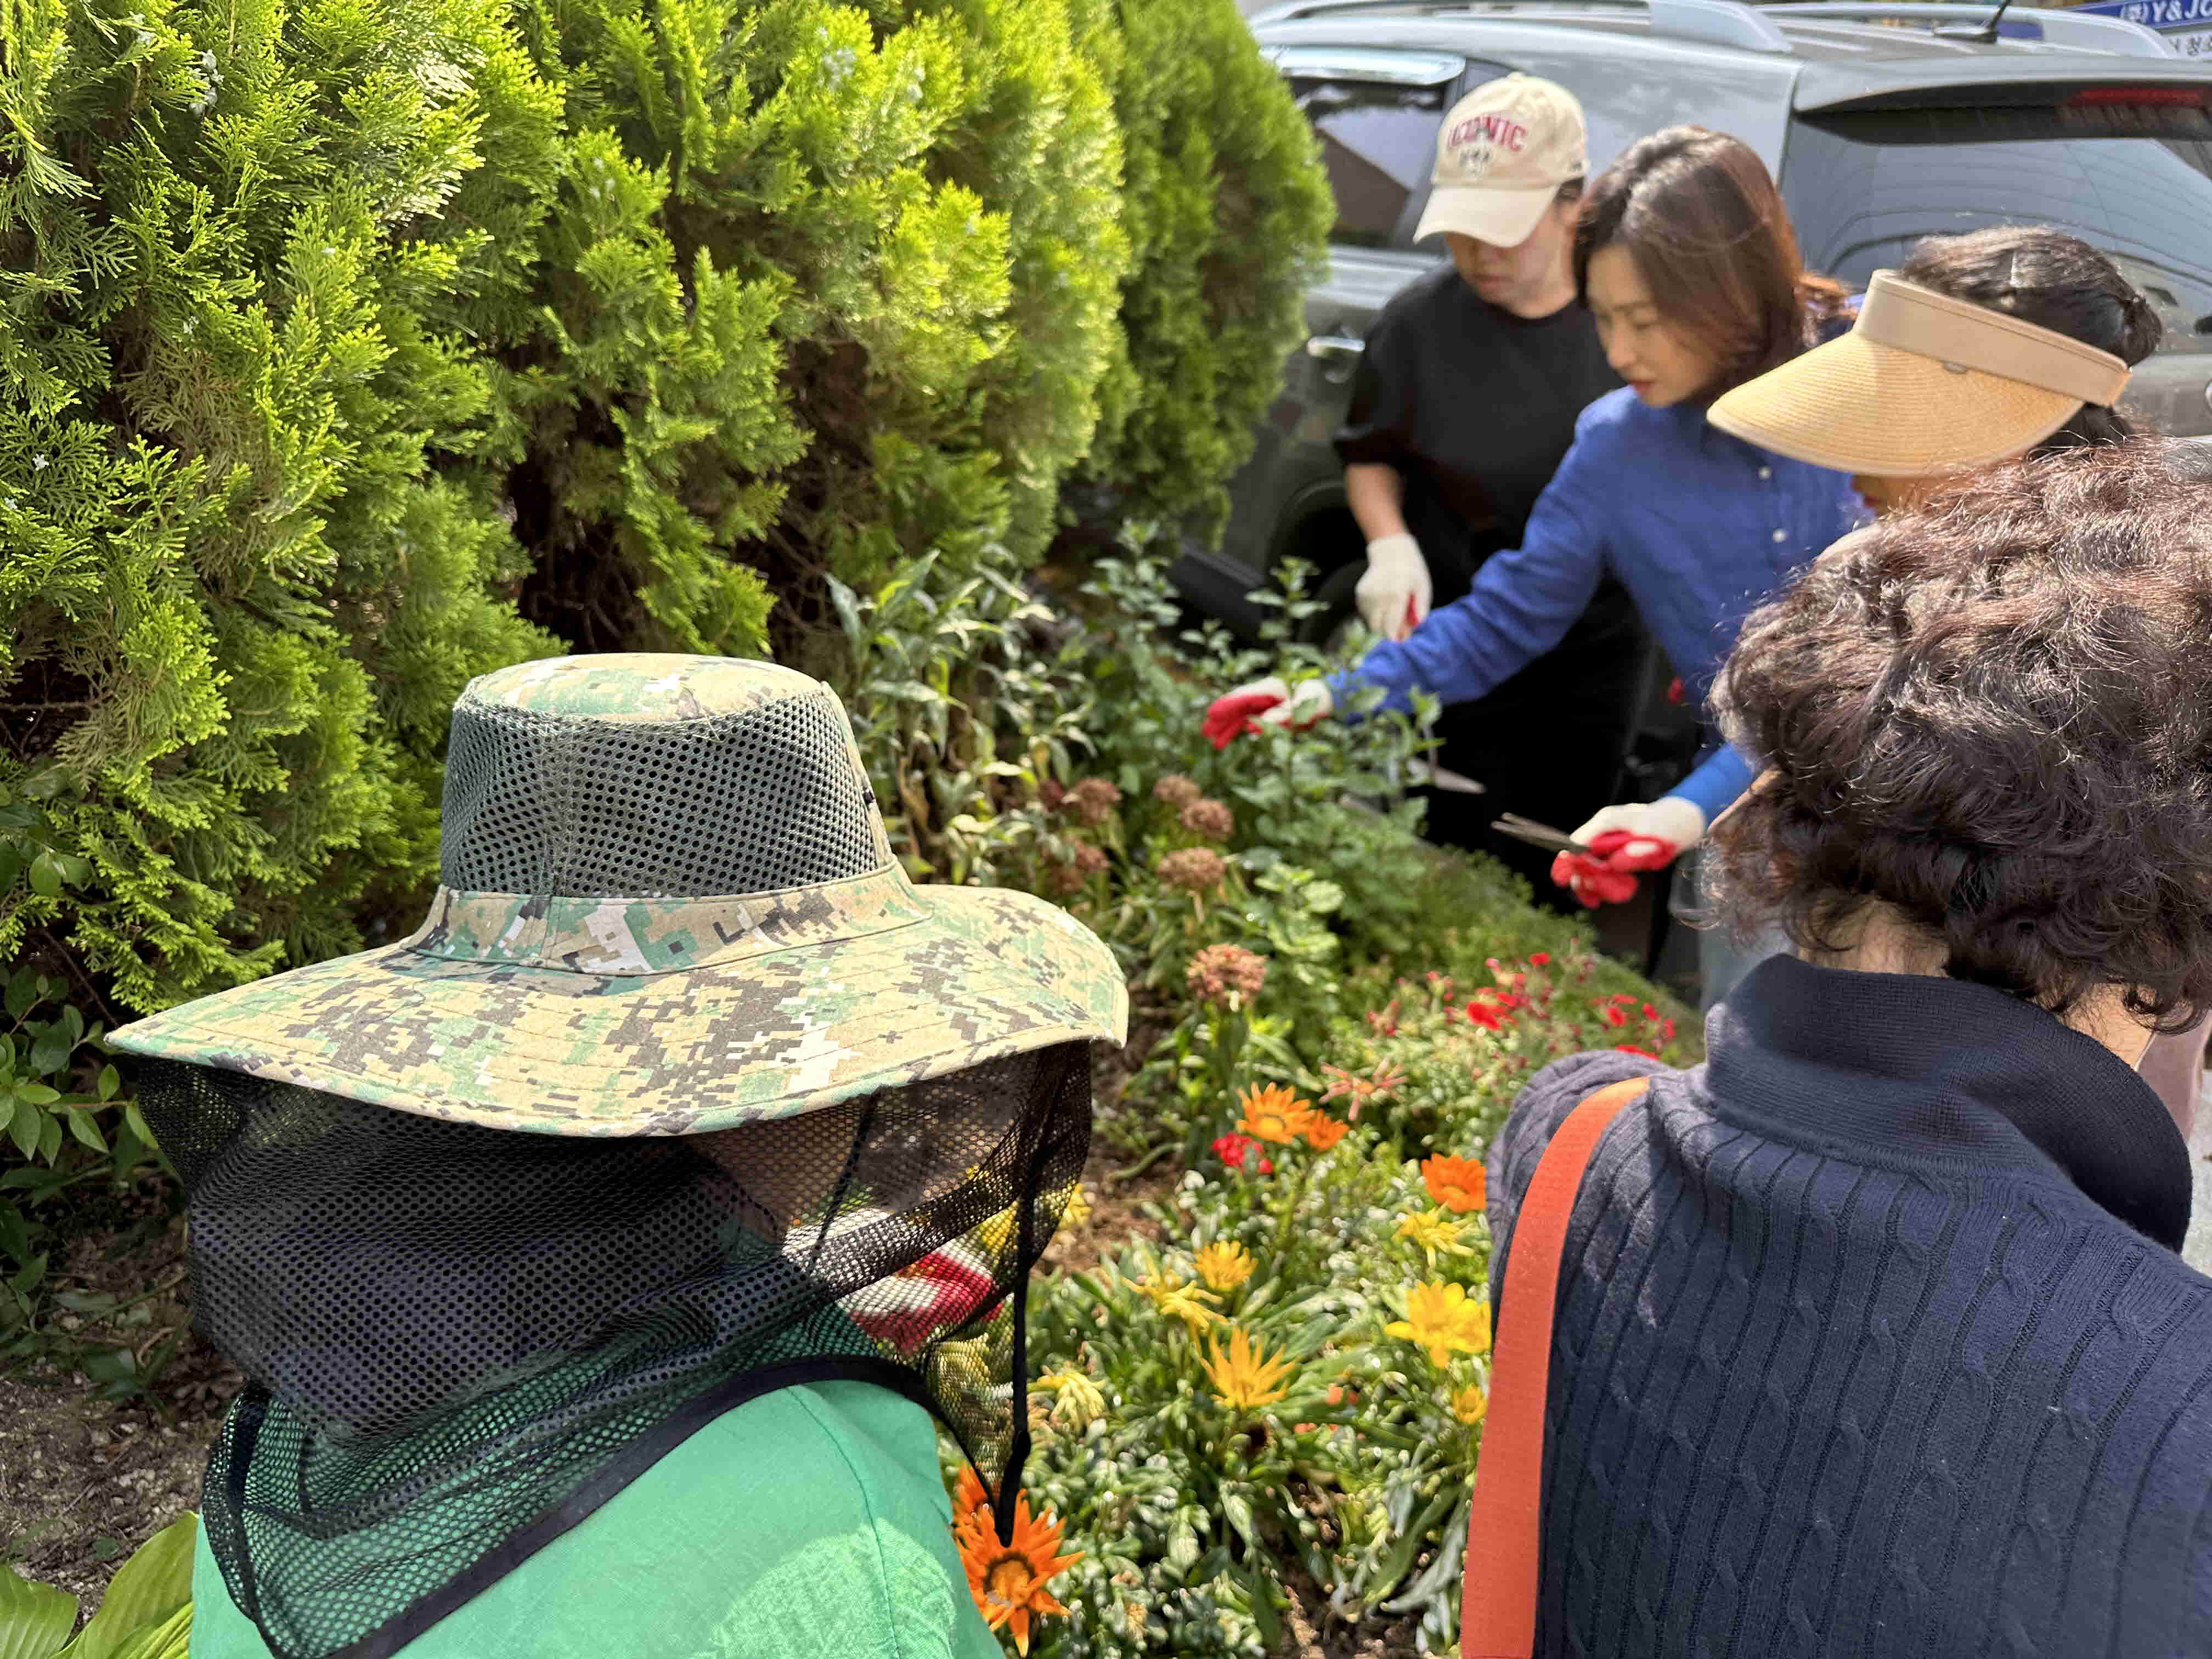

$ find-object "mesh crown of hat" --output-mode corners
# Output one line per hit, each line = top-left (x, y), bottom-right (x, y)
(442, 655), (886, 900)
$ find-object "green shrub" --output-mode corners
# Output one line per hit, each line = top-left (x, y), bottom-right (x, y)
(1072, 0), (1333, 544)
(496, 0), (1131, 661)
(1, 0), (563, 1015)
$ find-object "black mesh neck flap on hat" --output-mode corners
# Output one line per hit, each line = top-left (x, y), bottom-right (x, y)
(139, 1046), (1090, 1659)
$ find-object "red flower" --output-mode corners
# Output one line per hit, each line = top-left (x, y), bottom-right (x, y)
(1529, 952), (1551, 967)
(1603, 1007), (1628, 1028)
(1464, 996), (1510, 1031)
(1662, 1018), (1677, 1041)
(1641, 1002), (1660, 1020)
(1214, 1132), (1271, 1174)
(1616, 1043), (1661, 1059)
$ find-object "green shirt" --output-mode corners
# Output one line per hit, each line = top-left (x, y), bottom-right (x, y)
(189, 1380), (1003, 1659)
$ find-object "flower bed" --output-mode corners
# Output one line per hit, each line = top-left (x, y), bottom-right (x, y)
(906, 567), (1698, 1655)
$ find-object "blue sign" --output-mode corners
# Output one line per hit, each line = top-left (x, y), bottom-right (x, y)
(2073, 0), (2212, 26)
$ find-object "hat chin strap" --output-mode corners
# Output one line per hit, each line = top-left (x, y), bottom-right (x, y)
(1857, 269), (2132, 408)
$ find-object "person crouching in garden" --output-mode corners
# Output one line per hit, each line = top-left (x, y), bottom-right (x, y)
(108, 655), (1126, 1659)
(1481, 443), (2212, 1656)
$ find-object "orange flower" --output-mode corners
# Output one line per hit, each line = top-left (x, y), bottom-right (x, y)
(1302, 1111), (1349, 1152)
(1236, 1082), (1315, 1144)
(1422, 1154), (1486, 1214)
(956, 1485), (1085, 1656)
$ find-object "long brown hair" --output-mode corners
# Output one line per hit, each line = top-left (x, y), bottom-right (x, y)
(1573, 126), (1847, 401)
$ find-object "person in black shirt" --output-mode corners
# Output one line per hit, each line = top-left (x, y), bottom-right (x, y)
(1335, 75), (1648, 908)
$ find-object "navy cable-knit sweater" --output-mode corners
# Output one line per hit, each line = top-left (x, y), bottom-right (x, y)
(1486, 954), (2212, 1658)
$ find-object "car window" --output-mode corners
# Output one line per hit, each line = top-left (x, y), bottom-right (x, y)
(1782, 104), (2212, 354)
(1288, 74), (1456, 249)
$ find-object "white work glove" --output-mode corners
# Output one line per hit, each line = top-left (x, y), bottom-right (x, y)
(1551, 797), (1707, 909)
(1202, 676), (1335, 749)
(1354, 533), (1431, 642)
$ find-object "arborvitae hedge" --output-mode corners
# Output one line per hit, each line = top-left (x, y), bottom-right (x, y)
(0, 0), (1328, 1019)
(1080, 0), (1334, 544)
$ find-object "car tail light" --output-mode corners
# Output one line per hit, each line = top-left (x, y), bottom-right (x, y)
(2066, 87), (2211, 108)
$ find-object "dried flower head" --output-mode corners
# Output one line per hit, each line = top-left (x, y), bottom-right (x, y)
(1153, 775), (1204, 808)
(1156, 847), (1227, 893)
(1037, 778), (1066, 812)
(1068, 778), (1123, 826)
(1188, 944), (1267, 1007)
(1180, 798), (1236, 843)
(1073, 842), (1109, 876)
(1041, 857), (1085, 897)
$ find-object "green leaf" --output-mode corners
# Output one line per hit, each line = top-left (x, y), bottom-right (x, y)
(55, 1514), (196, 1659)
(50, 856), (91, 889)
(0, 1563), (77, 1659)
(97, 1068), (119, 1102)
(29, 1031), (69, 1076)
(5, 974), (40, 1023)
(0, 1203), (30, 1262)
(6, 1105), (41, 1161)
(65, 1111), (107, 1155)
(98, 1601), (190, 1659)
(26, 854), (61, 900)
(1360, 1485), (1458, 1611)
(0, 849), (21, 893)
(16, 1085), (59, 1106)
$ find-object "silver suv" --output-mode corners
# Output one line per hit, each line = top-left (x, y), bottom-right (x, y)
(1178, 0), (2212, 636)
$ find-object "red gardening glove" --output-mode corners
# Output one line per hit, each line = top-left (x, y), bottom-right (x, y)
(1201, 677), (1333, 749)
(1548, 799), (1703, 908)
(1551, 832), (1645, 909)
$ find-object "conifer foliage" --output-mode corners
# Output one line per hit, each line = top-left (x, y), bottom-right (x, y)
(0, 0), (1327, 1038)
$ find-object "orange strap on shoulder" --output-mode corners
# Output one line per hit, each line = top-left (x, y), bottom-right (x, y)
(1459, 1076), (1650, 1659)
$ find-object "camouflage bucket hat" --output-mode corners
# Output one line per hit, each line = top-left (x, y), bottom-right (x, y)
(109, 654), (1129, 1136)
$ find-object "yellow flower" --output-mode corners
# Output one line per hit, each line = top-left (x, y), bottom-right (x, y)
(1193, 1240), (1255, 1294)
(1394, 1207), (1473, 1271)
(1036, 1369), (1107, 1431)
(1235, 1082), (1316, 1145)
(1203, 1326), (1296, 1412)
(1060, 1182), (1093, 1229)
(1452, 1384), (1489, 1426)
(1134, 1271), (1223, 1336)
(1384, 1281), (1494, 1368)
(975, 1203), (1018, 1255)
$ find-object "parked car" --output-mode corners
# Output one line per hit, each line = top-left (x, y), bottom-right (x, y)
(1181, 0), (2212, 665)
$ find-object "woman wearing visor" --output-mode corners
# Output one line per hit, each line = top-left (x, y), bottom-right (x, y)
(1551, 228), (2168, 1009)
(1686, 228), (2204, 1121)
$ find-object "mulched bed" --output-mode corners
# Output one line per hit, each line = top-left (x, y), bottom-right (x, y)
(1, 1182), (240, 1621)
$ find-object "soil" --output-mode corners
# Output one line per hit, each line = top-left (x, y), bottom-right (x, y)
(0, 1182), (241, 1623)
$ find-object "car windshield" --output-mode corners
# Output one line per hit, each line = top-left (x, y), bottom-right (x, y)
(1781, 103), (2212, 353)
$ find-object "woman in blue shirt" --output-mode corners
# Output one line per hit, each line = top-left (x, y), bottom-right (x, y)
(1205, 128), (1863, 990)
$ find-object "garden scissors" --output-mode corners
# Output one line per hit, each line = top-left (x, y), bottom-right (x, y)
(1489, 812), (1599, 857)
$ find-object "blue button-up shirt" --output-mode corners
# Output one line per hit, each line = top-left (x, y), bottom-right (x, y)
(1329, 386), (1865, 820)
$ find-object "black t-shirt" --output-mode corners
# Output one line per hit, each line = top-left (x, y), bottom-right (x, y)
(1335, 265), (1622, 591)
(1331, 266), (1652, 899)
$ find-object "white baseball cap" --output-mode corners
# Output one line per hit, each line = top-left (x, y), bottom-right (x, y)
(1414, 74), (1587, 249)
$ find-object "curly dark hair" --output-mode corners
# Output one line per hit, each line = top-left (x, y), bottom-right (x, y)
(1709, 441), (2212, 1028)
